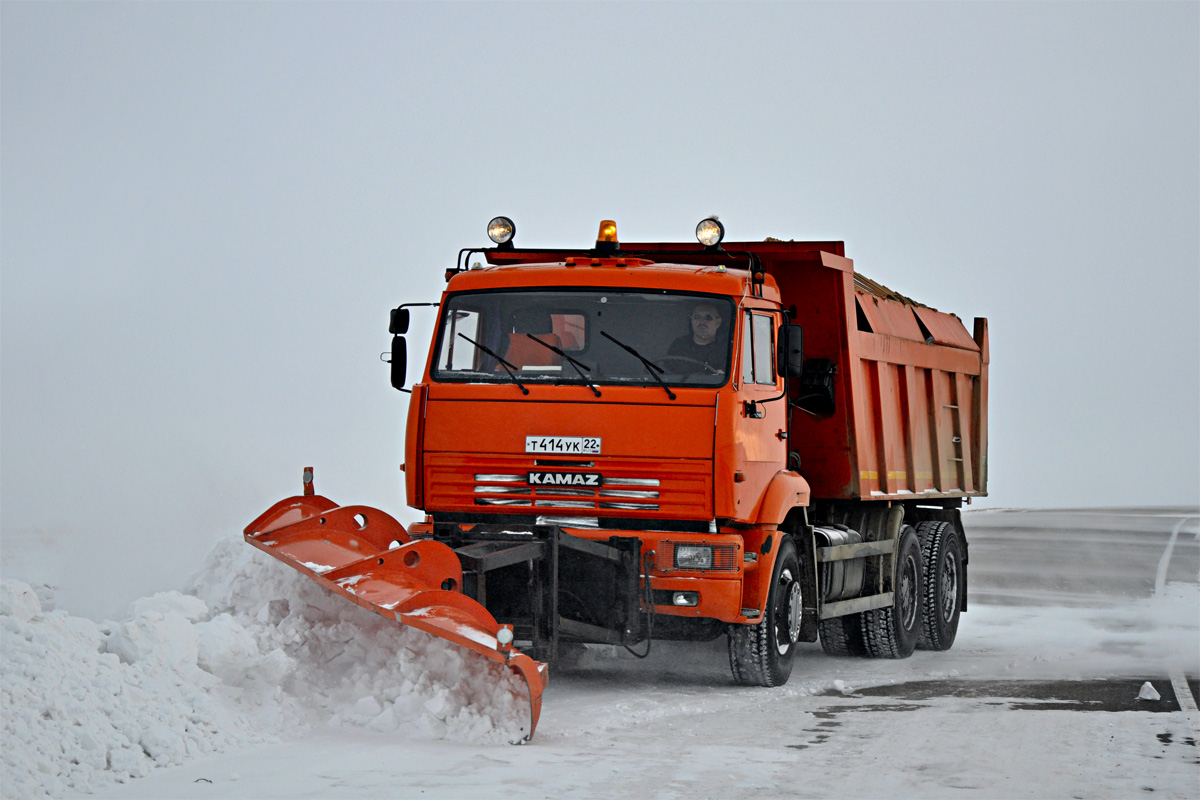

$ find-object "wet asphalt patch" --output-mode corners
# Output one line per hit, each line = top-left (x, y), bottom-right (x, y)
(820, 678), (1199, 713)
(790, 678), (1200, 754)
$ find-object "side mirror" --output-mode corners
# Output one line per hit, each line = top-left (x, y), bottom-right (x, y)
(389, 308), (410, 335)
(778, 324), (803, 378)
(390, 335), (407, 390)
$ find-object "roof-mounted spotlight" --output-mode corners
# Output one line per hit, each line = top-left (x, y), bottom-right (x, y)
(696, 216), (725, 250)
(594, 219), (619, 253)
(487, 216), (516, 249)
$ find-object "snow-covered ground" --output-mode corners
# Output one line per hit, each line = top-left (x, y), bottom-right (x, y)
(2, 509), (1198, 798)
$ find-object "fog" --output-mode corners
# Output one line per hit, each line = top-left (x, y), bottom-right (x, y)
(2, 2), (1197, 618)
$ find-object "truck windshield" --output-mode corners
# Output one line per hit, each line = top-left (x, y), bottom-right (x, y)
(431, 290), (734, 388)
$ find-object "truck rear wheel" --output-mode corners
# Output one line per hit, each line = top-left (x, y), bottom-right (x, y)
(916, 521), (962, 651)
(818, 614), (867, 657)
(728, 538), (801, 686)
(862, 525), (922, 658)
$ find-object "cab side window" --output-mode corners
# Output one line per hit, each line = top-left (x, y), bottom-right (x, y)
(741, 311), (777, 386)
(753, 313), (774, 385)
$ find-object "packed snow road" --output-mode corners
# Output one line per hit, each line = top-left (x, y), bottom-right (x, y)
(4, 508), (1198, 798)
(97, 507), (1200, 799)
(967, 507), (1200, 607)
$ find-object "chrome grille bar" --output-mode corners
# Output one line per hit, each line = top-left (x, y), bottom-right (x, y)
(600, 501), (660, 511)
(599, 489), (659, 499)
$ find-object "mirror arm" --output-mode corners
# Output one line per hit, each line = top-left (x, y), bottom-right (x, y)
(389, 302), (439, 335)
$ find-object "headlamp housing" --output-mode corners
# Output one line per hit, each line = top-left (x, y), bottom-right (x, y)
(487, 216), (516, 245)
(696, 217), (725, 248)
(674, 544), (714, 570)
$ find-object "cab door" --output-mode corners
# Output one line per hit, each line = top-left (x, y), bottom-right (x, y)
(722, 307), (788, 520)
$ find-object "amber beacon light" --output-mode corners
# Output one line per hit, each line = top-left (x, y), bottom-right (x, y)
(594, 219), (619, 252)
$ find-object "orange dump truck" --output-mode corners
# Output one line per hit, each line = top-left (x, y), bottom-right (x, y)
(245, 218), (988, 739)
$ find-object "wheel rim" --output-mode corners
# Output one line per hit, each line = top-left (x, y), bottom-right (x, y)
(941, 552), (958, 623)
(776, 568), (802, 655)
(898, 554), (918, 630)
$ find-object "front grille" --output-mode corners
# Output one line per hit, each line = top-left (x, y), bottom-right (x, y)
(473, 473), (661, 511)
(428, 454), (710, 520)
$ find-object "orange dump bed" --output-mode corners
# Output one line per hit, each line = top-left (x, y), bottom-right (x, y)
(749, 242), (989, 502)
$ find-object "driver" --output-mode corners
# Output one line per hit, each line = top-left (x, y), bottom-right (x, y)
(667, 302), (725, 374)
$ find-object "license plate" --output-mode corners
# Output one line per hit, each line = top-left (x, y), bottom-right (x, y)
(525, 436), (601, 455)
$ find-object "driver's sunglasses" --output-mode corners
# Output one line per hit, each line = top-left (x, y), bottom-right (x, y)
(691, 313), (719, 322)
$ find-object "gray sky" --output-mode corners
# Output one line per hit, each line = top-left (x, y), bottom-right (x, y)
(2, 2), (1197, 615)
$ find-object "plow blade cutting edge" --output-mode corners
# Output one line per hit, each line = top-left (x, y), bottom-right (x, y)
(243, 471), (547, 741)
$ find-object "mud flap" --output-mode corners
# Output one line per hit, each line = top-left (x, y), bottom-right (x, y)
(244, 486), (548, 741)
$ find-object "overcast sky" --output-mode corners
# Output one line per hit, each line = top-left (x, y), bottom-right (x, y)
(2, 2), (1197, 617)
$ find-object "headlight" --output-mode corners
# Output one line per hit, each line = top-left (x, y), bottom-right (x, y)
(487, 216), (516, 245)
(674, 544), (714, 570)
(695, 217), (724, 247)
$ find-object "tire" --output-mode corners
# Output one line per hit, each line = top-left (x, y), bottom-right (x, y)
(728, 538), (803, 686)
(818, 614), (867, 657)
(916, 521), (963, 651)
(862, 525), (922, 659)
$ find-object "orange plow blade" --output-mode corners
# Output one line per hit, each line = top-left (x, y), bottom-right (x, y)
(244, 472), (547, 741)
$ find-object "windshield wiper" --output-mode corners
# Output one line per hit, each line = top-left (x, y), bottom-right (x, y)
(524, 334), (601, 397)
(600, 331), (676, 401)
(457, 333), (529, 395)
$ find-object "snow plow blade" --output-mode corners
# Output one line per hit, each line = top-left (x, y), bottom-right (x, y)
(244, 470), (547, 741)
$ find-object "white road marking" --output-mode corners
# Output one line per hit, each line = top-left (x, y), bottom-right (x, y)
(1155, 516), (1198, 597)
(1170, 672), (1199, 735)
(1155, 515), (1199, 734)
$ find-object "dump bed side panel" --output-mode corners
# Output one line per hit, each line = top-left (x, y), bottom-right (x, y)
(852, 327), (987, 498)
(762, 250), (988, 502)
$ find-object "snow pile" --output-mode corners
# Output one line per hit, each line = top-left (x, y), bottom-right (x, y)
(1, 584), (266, 799)
(1, 538), (530, 799)
(188, 538), (529, 744)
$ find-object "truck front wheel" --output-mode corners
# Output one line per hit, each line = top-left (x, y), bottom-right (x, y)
(862, 525), (922, 658)
(728, 537), (802, 686)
